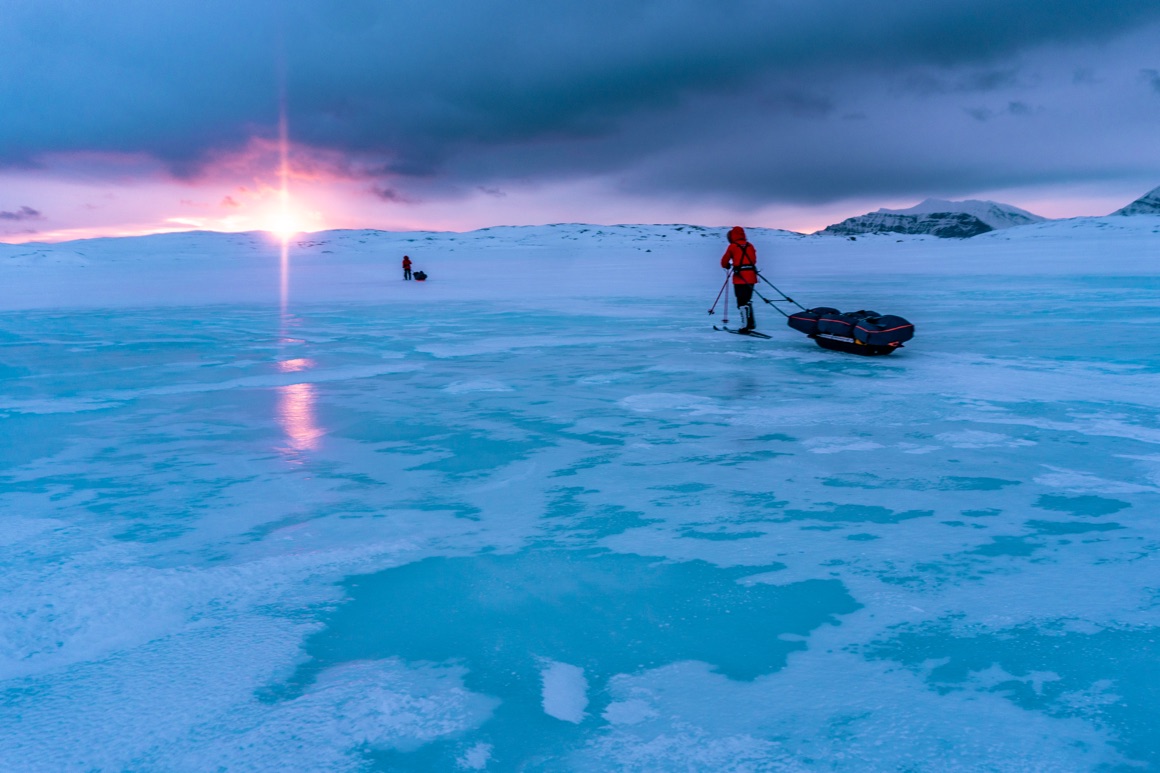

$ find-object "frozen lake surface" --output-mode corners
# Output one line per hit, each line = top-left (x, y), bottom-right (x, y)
(1, 221), (1159, 770)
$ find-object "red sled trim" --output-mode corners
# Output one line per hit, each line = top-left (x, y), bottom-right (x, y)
(854, 323), (913, 334)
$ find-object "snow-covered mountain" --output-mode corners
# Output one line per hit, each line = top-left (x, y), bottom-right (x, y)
(820, 198), (1046, 238)
(1112, 185), (1160, 216)
(821, 211), (993, 238)
(880, 198), (1046, 229)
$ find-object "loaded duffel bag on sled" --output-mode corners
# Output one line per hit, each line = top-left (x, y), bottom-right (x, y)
(787, 307), (914, 355)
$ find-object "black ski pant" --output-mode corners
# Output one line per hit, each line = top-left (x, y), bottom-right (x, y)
(733, 283), (756, 328)
(404, 268), (412, 280)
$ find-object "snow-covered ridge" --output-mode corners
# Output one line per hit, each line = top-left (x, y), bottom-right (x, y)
(0, 222), (800, 256)
(821, 211), (993, 239)
(1, 215), (1157, 313)
(1113, 185), (1160, 216)
(820, 198), (1046, 239)
(877, 198), (1046, 229)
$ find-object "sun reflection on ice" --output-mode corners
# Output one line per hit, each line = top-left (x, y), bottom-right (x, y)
(276, 358), (324, 457)
(278, 358), (315, 373)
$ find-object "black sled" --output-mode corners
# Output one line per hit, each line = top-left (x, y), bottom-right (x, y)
(787, 307), (914, 356)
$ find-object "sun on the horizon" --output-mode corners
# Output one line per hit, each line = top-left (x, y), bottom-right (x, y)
(265, 119), (318, 241)
(263, 187), (321, 241)
(267, 209), (304, 241)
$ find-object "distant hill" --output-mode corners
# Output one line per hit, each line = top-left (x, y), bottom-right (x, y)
(1112, 185), (1160, 216)
(820, 198), (1046, 239)
(878, 199), (1046, 229)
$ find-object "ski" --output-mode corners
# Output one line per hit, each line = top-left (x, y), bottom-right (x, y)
(714, 326), (772, 339)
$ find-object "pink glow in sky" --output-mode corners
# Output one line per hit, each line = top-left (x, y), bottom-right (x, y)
(0, 141), (1143, 245)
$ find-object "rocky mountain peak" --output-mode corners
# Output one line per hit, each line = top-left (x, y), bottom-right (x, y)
(1112, 186), (1160, 216)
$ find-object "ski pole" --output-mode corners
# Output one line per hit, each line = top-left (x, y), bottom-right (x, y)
(708, 271), (732, 316)
(723, 271), (733, 324)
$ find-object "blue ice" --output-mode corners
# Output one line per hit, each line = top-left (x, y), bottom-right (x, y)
(1, 224), (1159, 770)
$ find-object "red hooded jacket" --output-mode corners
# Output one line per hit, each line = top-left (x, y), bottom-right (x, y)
(720, 226), (757, 285)
(402, 256), (412, 268)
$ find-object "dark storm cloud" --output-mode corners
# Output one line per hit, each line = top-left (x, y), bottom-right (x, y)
(281, 0), (1160, 181)
(371, 186), (418, 204)
(2, 0), (1159, 204)
(901, 69), (1023, 96)
(0, 206), (42, 221)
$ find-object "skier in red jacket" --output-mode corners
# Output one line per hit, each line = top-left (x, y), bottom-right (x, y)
(402, 255), (412, 281)
(720, 226), (758, 332)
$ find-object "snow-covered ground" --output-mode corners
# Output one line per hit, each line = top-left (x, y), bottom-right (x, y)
(1, 218), (1159, 771)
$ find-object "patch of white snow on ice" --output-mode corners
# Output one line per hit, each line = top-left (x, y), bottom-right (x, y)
(540, 661), (589, 723)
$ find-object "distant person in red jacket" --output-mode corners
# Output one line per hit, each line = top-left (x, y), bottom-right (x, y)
(720, 226), (758, 332)
(402, 255), (412, 281)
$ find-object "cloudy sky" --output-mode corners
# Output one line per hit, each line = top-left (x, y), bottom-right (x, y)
(2, 0), (1159, 241)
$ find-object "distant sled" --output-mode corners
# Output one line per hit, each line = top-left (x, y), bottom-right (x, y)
(787, 307), (914, 356)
